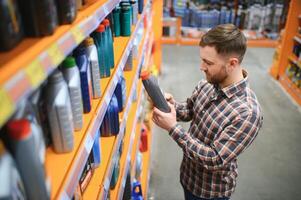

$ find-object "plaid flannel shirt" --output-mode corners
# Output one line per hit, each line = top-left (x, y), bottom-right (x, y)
(169, 70), (263, 198)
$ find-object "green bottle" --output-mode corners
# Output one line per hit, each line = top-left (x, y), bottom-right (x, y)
(103, 19), (115, 69)
(113, 7), (121, 37)
(92, 25), (110, 78)
(121, 5), (131, 36)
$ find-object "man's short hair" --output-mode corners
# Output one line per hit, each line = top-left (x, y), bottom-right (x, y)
(199, 24), (247, 63)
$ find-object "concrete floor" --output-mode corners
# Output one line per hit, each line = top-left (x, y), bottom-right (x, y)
(148, 45), (301, 200)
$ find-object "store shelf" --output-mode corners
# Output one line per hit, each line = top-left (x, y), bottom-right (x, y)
(279, 75), (301, 105)
(0, 0), (120, 128)
(288, 54), (301, 69)
(110, 83), (143, 200)
(45, 4), (150, 198)
(82, 17), (150, 200)
(161, 37), (178, 44)
(82, 61), (142, 200)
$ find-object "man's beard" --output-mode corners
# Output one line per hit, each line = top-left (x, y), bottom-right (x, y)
(205, 65), (228, 85)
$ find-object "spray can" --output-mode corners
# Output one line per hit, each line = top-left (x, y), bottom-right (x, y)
(103, 19), (115, 69)
(6, 119), (49, 199)
(56, 0), (77, 24)
(0, 140), (26, 199)
(74, 46), (93, 113)
(140, 71), (171, 113)
(84, 37), (102, 99)
(0, 0), (24, 51)
(61, 56), (84, 131)
(45, 70), (74, 153)
(17, 0), (58, 36)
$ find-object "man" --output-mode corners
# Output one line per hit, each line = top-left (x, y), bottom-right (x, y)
(152, 24), (263, 200)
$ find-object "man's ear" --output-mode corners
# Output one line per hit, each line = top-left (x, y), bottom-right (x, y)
(227, 57), (239, 72)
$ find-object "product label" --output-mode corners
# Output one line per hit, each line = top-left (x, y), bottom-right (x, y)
(48, 44), (64, 66)
(24, 59), (45, 87)
(0, 88), (14, 126)
(71, 26), (85, 44)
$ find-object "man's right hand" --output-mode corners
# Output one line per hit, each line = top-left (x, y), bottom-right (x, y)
(165, 93), (175, 105)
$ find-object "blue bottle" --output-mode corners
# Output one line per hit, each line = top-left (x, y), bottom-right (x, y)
(114, 79), (123, 112)
(111, 94), (120, 135)
(92, 130), (101, 168)
(138, 0), (143, 14)
(74, 46), (92, 113)
(100, 94), (120, 136)
(132, 181), (143, 200)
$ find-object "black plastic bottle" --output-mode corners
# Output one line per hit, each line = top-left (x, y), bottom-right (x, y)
(17, 0), (58, 36)
(0, 0), (23, 51)
(56, 0), (77, 24)
(140, 71), (171, 113)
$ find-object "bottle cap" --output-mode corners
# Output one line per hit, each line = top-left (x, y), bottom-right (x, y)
(62, 56), (76, 68)
(96, 24), (105, 32)
(140, 70), (150, 80)
(103, 19), (110, 27)
(84, 37), (95, 46)
(7, 119), (31, 140)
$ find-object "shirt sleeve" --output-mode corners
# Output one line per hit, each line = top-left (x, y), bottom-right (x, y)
(175, 80), (205, 122)
(169, 110), (263, 170)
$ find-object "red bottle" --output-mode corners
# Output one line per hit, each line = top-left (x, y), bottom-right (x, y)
(139, 123), (148, 152)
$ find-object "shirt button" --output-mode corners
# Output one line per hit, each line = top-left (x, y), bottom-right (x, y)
(202, 110), (205, 114)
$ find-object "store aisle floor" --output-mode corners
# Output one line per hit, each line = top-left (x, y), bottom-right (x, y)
(148, 45), (301, 200)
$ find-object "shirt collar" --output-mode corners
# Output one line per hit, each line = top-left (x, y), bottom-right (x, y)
(214, 70), (249, 99)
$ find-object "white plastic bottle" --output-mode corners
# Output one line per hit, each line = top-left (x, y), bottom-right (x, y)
(45, 70), (74, 153)
(61, 56), (84, 131)
(0, 140), (26, 199)
(84, 37), (101, 99)
(6, 119), (49, 200)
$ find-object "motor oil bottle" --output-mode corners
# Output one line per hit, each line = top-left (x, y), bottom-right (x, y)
(74, 46), (93, 113)
(45, 70), (74, 153)
(6, 119), (49, 200)
(56, 0), (77, 24)
(0, 0), (24, 51)
(61, 56), (84, 131)
(12, 99), (46, 164)
(84, 37), (102, 99)
(103, 19), (115, 69)
(17, 0), (58, 36)
(92, 25), (110, 78)
(140, 71), (171, 113)
(0, 140), (26, 199)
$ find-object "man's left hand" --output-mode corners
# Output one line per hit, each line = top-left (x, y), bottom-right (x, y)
(152, 102), (177, 132)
